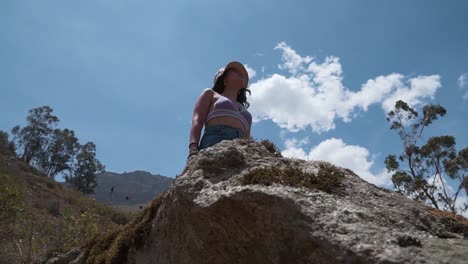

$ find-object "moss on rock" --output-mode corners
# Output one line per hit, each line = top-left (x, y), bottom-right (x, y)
(81, 194), (164, 264)
(258, 139), (282, 157)
(241, 162), (344, 194)
(426, 207), (468, 238)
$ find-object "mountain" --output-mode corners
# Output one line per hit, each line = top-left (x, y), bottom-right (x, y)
(93, 171), (173, 209)
(41, 139), (468, 264)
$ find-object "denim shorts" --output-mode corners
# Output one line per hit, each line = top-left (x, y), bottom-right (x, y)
(199, 124), (245, 150)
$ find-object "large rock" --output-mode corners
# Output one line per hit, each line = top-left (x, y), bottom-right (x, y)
(75, 139), (468, 263)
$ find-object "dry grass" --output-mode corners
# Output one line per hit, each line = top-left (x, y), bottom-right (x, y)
(241, 162), (345, 194)
(81, 194), (164, 264)
(426, 207), (468, 236)
(0, 150), (134, 263)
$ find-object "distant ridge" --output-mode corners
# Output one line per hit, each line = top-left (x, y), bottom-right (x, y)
(93, 170), (173, 208)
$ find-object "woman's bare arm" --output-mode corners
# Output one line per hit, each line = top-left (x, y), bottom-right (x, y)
(245, 112), (252, 139)
(189, 89), (214, 150)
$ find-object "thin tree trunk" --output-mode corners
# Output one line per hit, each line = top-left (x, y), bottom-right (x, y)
(21, 143), (29, 162)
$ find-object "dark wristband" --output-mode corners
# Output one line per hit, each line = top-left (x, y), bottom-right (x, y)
(187, 149), (199, 159)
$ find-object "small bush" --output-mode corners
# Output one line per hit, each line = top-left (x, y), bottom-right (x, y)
(0, 130), (8, 147)
(0, 174), (25, 262)
(0, 174), (24, 223)
(258, 139), (282, 157)
(0, 131), (15, 155)
(241, 162), (344, 194)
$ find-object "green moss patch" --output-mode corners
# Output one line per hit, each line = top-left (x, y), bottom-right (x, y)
(82, 194), (164, 264)
(241, 162), (345, 194)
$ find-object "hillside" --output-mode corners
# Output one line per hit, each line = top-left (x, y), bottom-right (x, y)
(92, 171), (173, 211)
(0, 146), (134, 263)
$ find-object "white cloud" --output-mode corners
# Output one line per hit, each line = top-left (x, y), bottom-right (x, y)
(345, 74), (404, 115)
(459, 73), (467, 88)
(244, 64), (257, 79)
(281, 137), (393, 187)
(248, 42), (441, 133)
(458, 73), (468, 100)
(455, 194), (468, 217)
(275, 42), (312, 76)
(381, 75), (441, 114)
(249, 73), (338, 132)
(281, 137), (309, 158)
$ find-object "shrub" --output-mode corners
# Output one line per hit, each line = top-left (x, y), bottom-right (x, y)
(0, 174), (24, 224)
(258, 139), (282, 157)
(0, 130), (8, 147)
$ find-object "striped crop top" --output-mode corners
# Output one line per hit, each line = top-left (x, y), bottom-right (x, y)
(205, 95), (252, 132)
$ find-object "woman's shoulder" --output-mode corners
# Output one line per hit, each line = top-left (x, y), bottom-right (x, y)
(200, 88), (213, 94)
(198, 88), (215, 99)
(201, 88), (224, 99)
(202, 88), (223, 96)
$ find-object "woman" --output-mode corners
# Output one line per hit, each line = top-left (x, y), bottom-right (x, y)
(188, 61), (252, 159)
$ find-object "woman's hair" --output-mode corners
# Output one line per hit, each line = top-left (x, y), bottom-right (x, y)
(212, 70), (251, 108)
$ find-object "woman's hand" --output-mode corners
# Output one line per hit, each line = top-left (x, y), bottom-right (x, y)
(187, 143), (199, 159)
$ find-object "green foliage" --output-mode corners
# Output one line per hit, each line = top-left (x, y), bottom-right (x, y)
(58, 207), (100, 250)
(390, 171), (412, 191)
(0, 173), (25, 262)
(385, 100), (467, 214)
(384, 155), (399, 171)
(12, 106), (60, 164)
(0, 173), (24, 227)
(35, 128), (80, 179)
(65, 142), (105, 194)
(241, 162), (344, 194)
(0, 130), (15, 154)
(9, 106), (105, 195)
(0, 130), (8, 147)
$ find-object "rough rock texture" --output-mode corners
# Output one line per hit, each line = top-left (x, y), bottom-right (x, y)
(65, 139), (468, 263)
(33, 247), (82, 264)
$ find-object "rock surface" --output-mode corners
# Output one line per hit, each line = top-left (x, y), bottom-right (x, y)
(53, 139), (468, 263)
(33, 247), (82, 264)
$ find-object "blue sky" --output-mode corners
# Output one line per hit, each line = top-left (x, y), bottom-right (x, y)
(1, 1), (467, 191)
